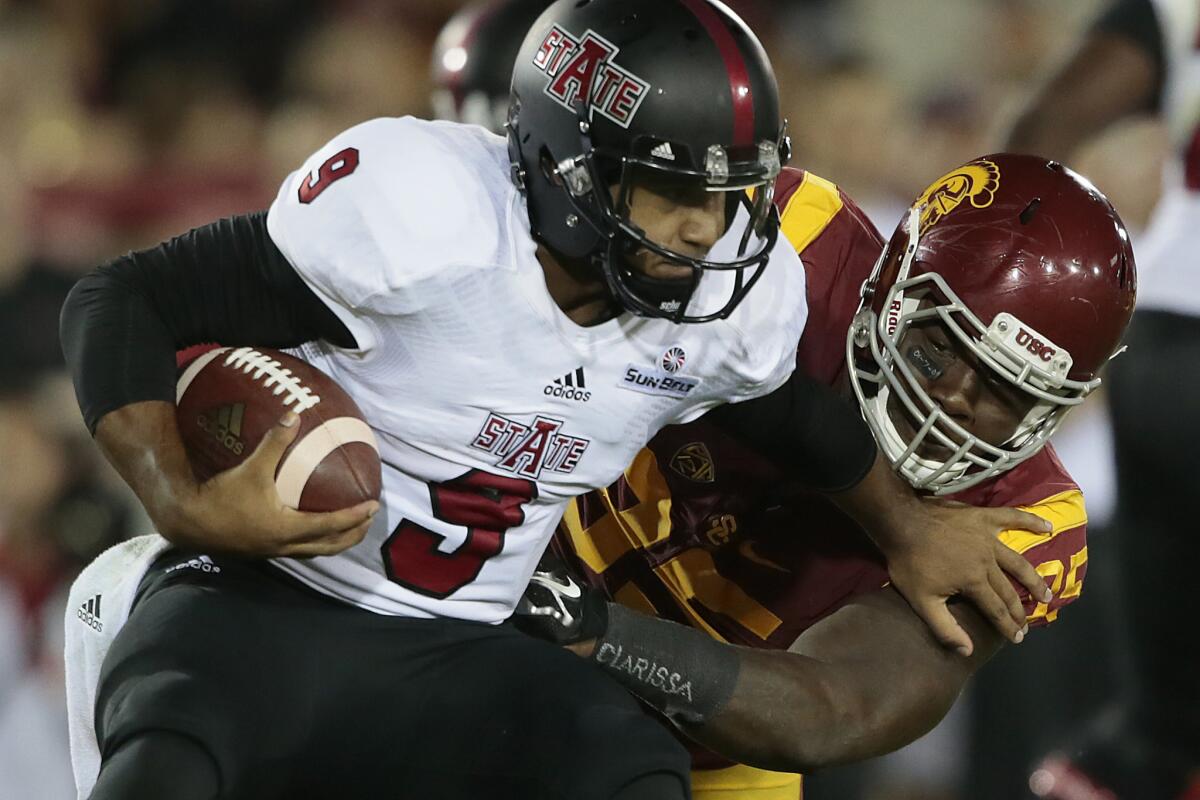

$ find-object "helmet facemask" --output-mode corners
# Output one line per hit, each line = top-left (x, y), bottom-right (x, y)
(545, 104), (786, 323)
(847, 207), (1102, 495)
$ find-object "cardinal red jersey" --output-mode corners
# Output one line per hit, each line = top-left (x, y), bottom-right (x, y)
(556, 169), (1089, 763)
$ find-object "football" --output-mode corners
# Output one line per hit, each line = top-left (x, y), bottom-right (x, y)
(175, 346), (382, 512)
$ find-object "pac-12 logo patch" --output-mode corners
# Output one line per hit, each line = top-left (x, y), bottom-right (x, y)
(531, 25), (650, 128)
(670, 442), (714, 483)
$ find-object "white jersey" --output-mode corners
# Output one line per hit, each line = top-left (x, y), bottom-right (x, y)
(265, 117), (808, 623)
(1140, 0), (1200, 315)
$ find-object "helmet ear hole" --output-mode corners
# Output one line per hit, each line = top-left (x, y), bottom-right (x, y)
(1019, 198), (1041, 225)
(1117, 253), (1132, 289)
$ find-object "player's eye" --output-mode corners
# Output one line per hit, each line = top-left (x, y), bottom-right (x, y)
(928, 335), (952, 355)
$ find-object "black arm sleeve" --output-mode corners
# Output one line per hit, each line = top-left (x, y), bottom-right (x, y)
(59, 211), (355, 434)
(705, 369), (878, 493)
(1093, 0), (1167, 110)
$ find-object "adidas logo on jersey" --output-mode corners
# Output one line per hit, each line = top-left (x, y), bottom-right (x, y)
(196, 404), (246, 455)
(164, 554), (223, 576)
(77, 594), (103, 632)
(544, 367), (590, 402)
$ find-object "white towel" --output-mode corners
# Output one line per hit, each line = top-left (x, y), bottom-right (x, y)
(64, 534), (172, 800)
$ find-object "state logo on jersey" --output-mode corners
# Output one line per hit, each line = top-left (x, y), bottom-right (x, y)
(471, 412), (590, 480)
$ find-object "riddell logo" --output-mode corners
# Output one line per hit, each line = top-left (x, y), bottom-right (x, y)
(197, 404), (246, 455)
(885, 298), (903, 336)
(532, 25), (649, 128)
(545, 367), (591, 402)
(1015, 328), (1056, 362)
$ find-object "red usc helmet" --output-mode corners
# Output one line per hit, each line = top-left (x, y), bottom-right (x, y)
(847, 154), (1137, 494)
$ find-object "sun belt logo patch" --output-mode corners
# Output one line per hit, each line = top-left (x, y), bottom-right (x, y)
(914, 159), (1000, 233)
(532, 25), (650, 128)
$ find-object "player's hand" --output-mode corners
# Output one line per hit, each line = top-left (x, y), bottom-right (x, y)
(512, 551), (608, 652)
(880, 496), (1053, 656)
(173, 412), (380, 558)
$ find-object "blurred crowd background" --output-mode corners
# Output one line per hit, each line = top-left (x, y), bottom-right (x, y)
(0, 0), (1165, 798)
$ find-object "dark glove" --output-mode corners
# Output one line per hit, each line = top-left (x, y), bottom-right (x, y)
(512, 552), (609, 645)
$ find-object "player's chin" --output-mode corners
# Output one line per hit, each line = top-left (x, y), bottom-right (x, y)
(889, 409), (957, 462)
(630, 256), (694, 282)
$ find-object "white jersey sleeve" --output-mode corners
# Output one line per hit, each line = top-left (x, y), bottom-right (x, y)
(721, 233), (808, 403)
(266, 117), (511, 352)
(671, 212), (808, 424)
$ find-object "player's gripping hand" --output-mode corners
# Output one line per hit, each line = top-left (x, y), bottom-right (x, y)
(182, 411), (379, 557)
(96, 401), (379, 558)
(879, 496), (1053, 657)
(512, 552), (608, 650)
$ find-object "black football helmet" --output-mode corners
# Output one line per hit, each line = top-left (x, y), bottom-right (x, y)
(508, 0), (788, 322)
(431, 0), (553, 133)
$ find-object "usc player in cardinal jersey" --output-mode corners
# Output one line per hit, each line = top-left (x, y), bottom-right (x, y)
(515, 153), (1137, 798)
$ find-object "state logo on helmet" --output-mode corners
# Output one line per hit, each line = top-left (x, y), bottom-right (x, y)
(847, 154), (1137, 493)
(507, 0), (788, 322)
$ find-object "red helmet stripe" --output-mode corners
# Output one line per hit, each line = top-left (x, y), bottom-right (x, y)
(677, 0), (755, 146)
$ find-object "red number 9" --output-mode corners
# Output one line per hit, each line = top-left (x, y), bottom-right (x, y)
(298, 147), (360, 204)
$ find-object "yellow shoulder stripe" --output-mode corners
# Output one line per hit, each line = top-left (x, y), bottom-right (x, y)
(779, 171), (844, 254)
(1000, 488), (1088, 555)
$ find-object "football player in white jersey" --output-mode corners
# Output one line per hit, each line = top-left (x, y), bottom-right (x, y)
(58, 1), (1053, 798)
(1006, 1), (1200, 796)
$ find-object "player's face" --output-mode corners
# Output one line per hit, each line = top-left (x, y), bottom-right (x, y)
(887, 318), (1039, 460)
(614, 173), (728, 281)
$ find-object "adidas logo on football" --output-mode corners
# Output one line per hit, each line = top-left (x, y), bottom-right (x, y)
(196, 404), (246, 455)
(77, 594), (103, 632)
(544, 367), (591, 402)
(650, 142), (675, 161)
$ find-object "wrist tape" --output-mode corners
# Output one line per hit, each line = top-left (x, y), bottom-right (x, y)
(590, 602), (741, 725)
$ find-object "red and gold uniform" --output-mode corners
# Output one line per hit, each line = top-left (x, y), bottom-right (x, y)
(556, 168), (1090, 799)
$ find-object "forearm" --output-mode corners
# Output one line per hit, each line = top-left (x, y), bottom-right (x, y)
(676, 647), (862, 773)
(826, 449), (920, 554)
(705, 372), (921, 539)
(93, 401), (202, 545)
(578, 600), (958, 772)
(681, 592), (999, 772)
(706, 369), (877, 493)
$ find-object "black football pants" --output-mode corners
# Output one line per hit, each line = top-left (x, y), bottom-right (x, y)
(87, 549), (691, 800)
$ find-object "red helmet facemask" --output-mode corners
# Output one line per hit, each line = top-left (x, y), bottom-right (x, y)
(847, 155), (1137, 494)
